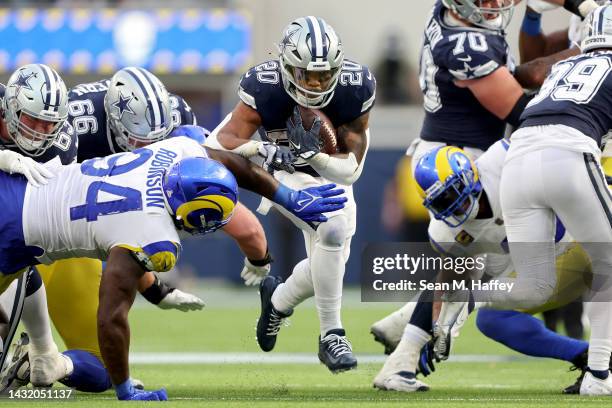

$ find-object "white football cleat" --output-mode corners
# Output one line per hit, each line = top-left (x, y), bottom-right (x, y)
(373, 340), (421, 390)
(30, 352), (73, 387)
(580, 372), (612, 396)
(379, 372), (429, 392)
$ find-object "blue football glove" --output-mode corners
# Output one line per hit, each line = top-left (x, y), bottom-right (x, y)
(115, 378), (168, 401)
(286, 106), (322, 159)
(273, 183), (347, 223)
(169, 125), (210, 144)
(417, 342), (437, 377)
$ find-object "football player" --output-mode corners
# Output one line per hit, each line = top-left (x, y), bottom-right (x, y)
(371, 0), (595, 347)
(0, 135), (346, 400)
(408, 0), (596, 171)
(0, 64), (75, 388)
(205, 16), (375, 372)
(432, 4), (612, 395)
(1, 67), (272, 394)
(373, 142), (594, 393)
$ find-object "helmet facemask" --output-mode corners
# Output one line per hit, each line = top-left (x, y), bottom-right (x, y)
(424, 169), (482, 228)
(443, 0), (515, 31)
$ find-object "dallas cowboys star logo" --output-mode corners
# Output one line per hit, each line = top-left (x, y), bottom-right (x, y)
(112, 92), (135, 120)
(280, 26), (300, 51)
(11, 70), (35, 96)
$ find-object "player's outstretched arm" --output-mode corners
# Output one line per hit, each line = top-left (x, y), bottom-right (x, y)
(209, 102), (296, 173)
(99, 247), (167, 400)
(205, 147), (347, 223)
(138, 272), (205, 312)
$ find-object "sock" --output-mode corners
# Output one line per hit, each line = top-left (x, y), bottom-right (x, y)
(586, 301), (612, 371)
(60, 350), (112, 392)
(381, 324), (430, 375)
(409, 291), (434, 333)
(21, 269), (57, 356)
(311, 242), (345, 336)
(271, 259), (313, 313)
(309, 215), (349, 337)
(590, 369), (610, 380)
(476, 309), (588, 362)
(372, 302), (417, 345)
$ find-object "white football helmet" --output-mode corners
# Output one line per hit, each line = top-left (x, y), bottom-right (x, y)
(278, 16), (344, 108)
(581, 4), (612, 52)
(2, 64), (68, 156)
(442, 0), (516, 31)
(104, 67), (172, 151)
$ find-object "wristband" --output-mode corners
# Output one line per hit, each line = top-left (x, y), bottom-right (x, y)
(521, 10), (542, 36)
(140, 274), (173, 305)
(248, 250), (273, 267)
(272, 184), (294, 207)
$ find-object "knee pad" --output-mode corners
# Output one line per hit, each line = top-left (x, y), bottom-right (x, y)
(317, 215), (349, 249)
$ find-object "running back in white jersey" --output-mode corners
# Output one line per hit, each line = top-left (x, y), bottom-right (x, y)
(23, 136), (207, 271)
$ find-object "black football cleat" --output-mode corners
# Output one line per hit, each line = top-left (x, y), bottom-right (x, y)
(563, 350), (600, 395)
(256, 276), (292, 352)
(318, 329), (358, 373)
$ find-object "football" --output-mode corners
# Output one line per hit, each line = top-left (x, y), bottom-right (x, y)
(296, 106), (338, 154)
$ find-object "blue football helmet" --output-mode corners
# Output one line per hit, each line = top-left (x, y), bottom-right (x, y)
(163, 157), (238, 235)
(414, 146), (482, 227)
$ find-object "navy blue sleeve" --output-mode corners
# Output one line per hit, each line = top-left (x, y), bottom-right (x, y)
(169, 94), (197, 128)
(435, 31), (508, 80)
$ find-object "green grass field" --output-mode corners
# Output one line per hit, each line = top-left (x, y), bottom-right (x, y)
(7, 286), (606, 407)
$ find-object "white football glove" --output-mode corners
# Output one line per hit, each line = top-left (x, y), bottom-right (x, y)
(0, 150), (54, 187)
(157, 289), (205, 311)
(526, 0), (560, 13)
(240, 257), (271, 286)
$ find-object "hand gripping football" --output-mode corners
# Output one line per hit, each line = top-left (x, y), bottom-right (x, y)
(296, 106), (338, 154)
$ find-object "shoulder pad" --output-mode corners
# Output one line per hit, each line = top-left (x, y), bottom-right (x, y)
(238, 60), (284, 110)
(435, 30), (507, 80)
(169, 93), (197, 128)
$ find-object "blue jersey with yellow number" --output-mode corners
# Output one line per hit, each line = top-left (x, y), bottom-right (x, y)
(69, 80), (197, 162)
(419, 1), (513, 150)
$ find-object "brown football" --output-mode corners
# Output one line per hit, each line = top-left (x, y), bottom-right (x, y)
(296, 106), (338, 154)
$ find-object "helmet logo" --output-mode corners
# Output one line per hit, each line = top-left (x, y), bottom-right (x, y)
(113, 92), (135, 120)
(280, 27), (300, 52)
(11, 70), (35, 97)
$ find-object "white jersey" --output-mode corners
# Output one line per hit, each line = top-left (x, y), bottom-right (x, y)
(428, 139), (572, 278)
(22, 136), (207, 271)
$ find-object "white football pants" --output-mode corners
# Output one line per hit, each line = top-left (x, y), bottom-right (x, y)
(500, 146), (612, 371)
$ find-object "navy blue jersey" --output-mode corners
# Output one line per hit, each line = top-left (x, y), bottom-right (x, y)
(0, 83), (77, 165)
(238, 58), (375, 173)
(69, 80), (197, 162)
(419, 1), (513, 150)
(520, 52), (612, 146)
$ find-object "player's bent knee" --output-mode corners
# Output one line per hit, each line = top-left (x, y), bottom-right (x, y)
(317, 215), (349, 249)
(476, 309), (518, 338)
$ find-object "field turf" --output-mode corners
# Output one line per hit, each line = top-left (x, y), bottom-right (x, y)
(7, 286), (606, 407)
